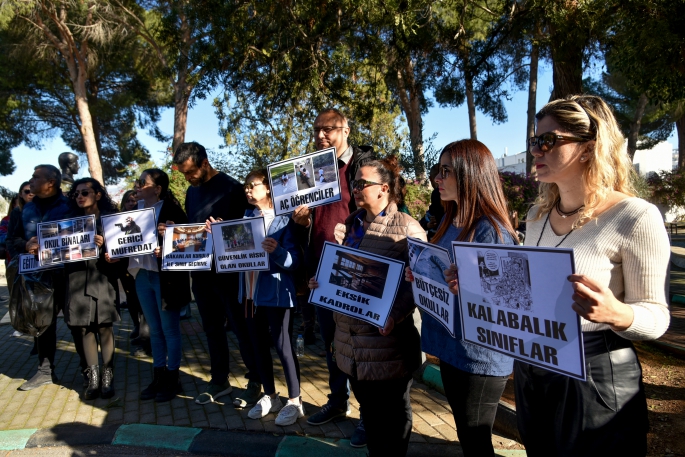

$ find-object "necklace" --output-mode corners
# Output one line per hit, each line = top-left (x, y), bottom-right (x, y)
(536, 212), (575, 247)
(555, 199), (584, 218)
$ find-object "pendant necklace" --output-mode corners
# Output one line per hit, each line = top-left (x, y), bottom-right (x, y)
(555, 198), (584, 219)
(536, 211), (575, 247)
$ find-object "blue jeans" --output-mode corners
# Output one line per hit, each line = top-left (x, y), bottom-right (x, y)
(135, 269), (182, 370)
(316, 307), (350, 409)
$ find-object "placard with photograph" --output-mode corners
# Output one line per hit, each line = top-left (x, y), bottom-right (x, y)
(101, 208), (158, 259)
(452, 242), (585, 380)
(268, 147), (341, 216)
(37, 215), (98, 266)
(18, 254), (62, 274)
(161, 223), (213, 271)
(309, 242), (404, 328)
(211, 216), (269, 272)
(407, 237), (455, 337)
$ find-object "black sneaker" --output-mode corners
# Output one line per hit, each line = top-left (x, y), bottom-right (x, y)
(18, 371), (57, 391)
(350, 418), (367, 448)
(306, 403), (349, 425)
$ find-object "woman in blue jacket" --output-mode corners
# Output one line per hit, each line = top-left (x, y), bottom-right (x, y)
(406, 140), (518, 457)
(211, 169), (304, 426)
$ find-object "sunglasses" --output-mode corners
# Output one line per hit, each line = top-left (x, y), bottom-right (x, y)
(22, 189), (33, 194)
(244, 182), (265, 191)
(439, 165), (452, 180)
(73, 190), (93, 197)
(529, 132), (587, 152)
(351, 179), (382, 192)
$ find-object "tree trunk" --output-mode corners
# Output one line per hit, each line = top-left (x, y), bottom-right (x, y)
(677, 112), (685, 170)
(465, 71), (477, 140)
(526, 44), (539, 175)
(172, 80), (191, 154)
(396, 57), (426, 182)
(627, 93), (649, 162)
(73, 70), (103, 185)
(549, 38), (584, 101)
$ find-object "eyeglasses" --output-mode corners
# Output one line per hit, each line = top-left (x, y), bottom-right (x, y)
(73, 190), (93, 197)
(351, 179), (382, 192)
(529, 132), (588, 153)
(312, 126), (345, 136)
(244, 182), (265, 191)
(439, 165), (452, 180)
(22, 189), (33, 194)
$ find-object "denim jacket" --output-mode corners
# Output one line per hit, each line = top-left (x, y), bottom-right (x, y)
(237, 209), (300, 308)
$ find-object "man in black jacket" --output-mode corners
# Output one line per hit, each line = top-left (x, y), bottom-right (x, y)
(292, 108), (374, 448)
(173, 142), (261, 408)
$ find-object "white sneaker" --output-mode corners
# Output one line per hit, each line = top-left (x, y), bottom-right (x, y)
(248, 394), (283, 419)
(275, 398), (306, 426)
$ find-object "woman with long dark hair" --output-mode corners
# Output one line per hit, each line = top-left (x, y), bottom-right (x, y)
(406, 139), (518, 457)
(310, 155), (426, 456)
(130, 168), (190, 402)
(65, 178), (121, 399)
(516, 95), (669, 456)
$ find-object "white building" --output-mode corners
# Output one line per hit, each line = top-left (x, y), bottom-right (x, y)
(494, 151), (527, 174)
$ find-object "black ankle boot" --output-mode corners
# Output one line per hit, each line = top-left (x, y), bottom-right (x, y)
(84, 365), (100, 400)
(140, 366), (165, 400)
(101, 367), (115, 399)
(155, 368), (181, 402)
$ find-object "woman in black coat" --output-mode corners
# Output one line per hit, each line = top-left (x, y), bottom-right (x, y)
(65, 178), (121, 400)
(129, 168), (191, 402)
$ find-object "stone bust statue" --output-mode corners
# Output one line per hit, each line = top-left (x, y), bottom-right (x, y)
(58, 152), (80, 193)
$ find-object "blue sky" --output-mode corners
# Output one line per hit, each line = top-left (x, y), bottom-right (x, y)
(3, 65), (678, 193)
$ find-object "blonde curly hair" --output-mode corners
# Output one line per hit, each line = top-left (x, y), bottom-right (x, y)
(531, 94), (636, 225)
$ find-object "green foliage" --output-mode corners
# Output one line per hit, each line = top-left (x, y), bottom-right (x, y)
(631, 172), (651, 201)
(167, 157), (189, 209)
(646, 169), (685, 208)
(499, 171), (539, 218)
(404, 181), (432, 221)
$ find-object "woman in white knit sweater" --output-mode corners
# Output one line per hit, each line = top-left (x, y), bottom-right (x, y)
(516, 94), (670, 457)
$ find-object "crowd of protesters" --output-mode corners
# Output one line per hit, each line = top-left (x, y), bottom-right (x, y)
(0, 97), (671, 456)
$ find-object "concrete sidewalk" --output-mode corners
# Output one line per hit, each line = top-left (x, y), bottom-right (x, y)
(0, 265), (523, 456)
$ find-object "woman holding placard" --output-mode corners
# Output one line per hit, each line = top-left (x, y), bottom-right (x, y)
(514, 95), (670, 456)
(212, 169), (304, 425)
(131, 168), (191, 402)
(309, 155), (425, 457)
(65, 178), (121, 400)
(405, 140), (518, 457)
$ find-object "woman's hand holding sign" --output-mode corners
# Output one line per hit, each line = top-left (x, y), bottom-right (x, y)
(308, 277), (319, 289)
(444, 264), (459, 295)
(204, 216), (222, 233)
(94, 235), (104, 247)
(26, 237), (38, 255)
(568, 274), (634, 331)
(262, 237), (279, 253)
(404, 266), (415, 282)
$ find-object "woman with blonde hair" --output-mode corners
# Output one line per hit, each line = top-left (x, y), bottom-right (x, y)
(517, 94), (670, 456)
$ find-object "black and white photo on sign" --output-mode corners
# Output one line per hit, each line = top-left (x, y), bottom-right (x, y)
(309, 242), (404, 327)
(102, 208), (158, 259)
(267, 147), (342, 216)
(37, 215), (98, 266)
(407, 237), (455, 336)
(212, 217), (269, 272)
(453, 242), (585, 380)
(161, 223), (213, 271)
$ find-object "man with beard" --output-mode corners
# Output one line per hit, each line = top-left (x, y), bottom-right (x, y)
(172, 142), (262, 408)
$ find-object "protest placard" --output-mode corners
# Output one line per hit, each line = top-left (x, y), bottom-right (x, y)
(211, 217), (269, 272)
(309, 242), (404, 328)
(102, 208), (158, 259)
(407, 237), (455, 337)
(268, 147), (341, 216)
(452, 242), (585, 380)
(37, 215), (98, 266)
(18, 254), (62, 274)
(161, 223), (213, 271)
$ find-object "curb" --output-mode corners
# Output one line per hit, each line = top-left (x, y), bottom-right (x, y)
(419, 362), (521, 443)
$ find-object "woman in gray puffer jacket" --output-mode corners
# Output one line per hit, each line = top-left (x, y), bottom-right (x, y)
(309, 155), (426, 457)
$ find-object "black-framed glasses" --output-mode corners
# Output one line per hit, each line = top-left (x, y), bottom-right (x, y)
(439, 165), (452, 180)
(351, 179), (382, 192)
(73, 190), (93, 197)
(244, 182), (265, 191)
(312, 126), (345, 136)
(529, 132), (588, 152)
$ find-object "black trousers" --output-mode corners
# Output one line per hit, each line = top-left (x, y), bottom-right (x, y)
(440, 361), (508, 457)
(245, 305), (301, 398)
(191, 271), (257, 385)
(514, 330), (648, 457)
(350, 375), (413, 457)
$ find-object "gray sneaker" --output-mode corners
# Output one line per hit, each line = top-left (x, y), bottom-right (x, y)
(18, 371), (57, 391)
(233, 381), (262, 408)
(195, 380), (233, 405)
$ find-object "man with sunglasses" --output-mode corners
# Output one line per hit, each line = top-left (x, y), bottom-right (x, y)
(291, 108), (374, 447)
(7, 165), (73, 390)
